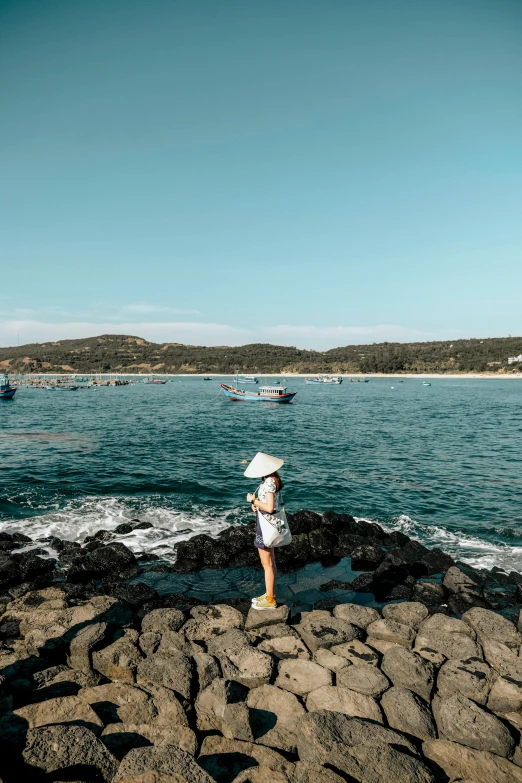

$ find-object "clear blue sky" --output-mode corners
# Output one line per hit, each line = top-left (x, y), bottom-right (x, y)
(1, 0), (521, 349)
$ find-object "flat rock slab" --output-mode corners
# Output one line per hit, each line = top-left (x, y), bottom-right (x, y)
(313, 648), (349, 672)
(258, 636), (310, 660)
(296, 617), (361, 652)
(23, 724), (118, 783)
(365, 618), (416, 648)
(487, 674), (522, 714)
(141, 608), (185, 634)
(101, 722), (197, 759)
(184, 604), (245, 641)
(463, 607), (522, 651)
(137, 652), (192, 699)
(330, 639), (380, 667)
(381, 646), (435, 701)
(382, 601), (429, 629)
(14, 695), (103, 734)
(419, 613), (476, 639)
(332, 604), (380, 629)
(423, 739), (522, 783)
(380, 686), (436, 741)
(275, 659), (332, 696)
(336, 663), (390, 697)
(198, 736), (295, 783)
(92, 632), (143, 682)
(245, 605), (289, 631)
(247, 684), (306, 753)
(114, 744), (214, 782)
(217, 646), (274, 688)
(306, 685), (383, 723)
(414, 629), (481, 661)
(437, 656), (493, 704)
(433, 693), (515, 758)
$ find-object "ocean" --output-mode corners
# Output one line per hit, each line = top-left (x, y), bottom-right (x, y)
(1, 377), (521, 575)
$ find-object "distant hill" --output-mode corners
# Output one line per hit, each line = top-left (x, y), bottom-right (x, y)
(0, 334), (521, 374)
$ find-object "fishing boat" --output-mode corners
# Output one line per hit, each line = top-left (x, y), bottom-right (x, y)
(142, 378), (167, 384)
(221, 371), (296, 403)
(203, 377), (213, 381)
(0, 374), (17, 399)
(423, 381), (432, 386)
(237, 375), (258, 384)
(305, 375), (342, 384)
(45, 384), (79, 391)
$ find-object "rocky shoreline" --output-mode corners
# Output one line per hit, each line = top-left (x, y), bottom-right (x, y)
(1, 511), (522, 781)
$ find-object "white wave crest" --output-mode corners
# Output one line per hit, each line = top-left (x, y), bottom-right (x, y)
(2, 496), (236, 562)
(360, 513), (522, 573)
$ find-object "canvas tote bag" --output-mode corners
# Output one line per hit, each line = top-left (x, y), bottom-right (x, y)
(256, 483), (292, 547)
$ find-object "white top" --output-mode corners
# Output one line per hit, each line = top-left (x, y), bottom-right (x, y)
(257, 477), (281, 511)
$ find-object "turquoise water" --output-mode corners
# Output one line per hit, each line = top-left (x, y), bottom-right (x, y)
(1, 378), (521, 572)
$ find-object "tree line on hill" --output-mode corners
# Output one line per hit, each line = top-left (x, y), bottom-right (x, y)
(0, 334), (521, 374)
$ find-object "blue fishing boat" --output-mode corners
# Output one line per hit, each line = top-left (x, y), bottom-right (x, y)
(0, 374), (17, 399)
(237, 375), (258, 384)
(221, 371), (296, 403)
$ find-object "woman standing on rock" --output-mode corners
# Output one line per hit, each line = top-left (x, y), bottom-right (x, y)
(245, 451), (286, 610)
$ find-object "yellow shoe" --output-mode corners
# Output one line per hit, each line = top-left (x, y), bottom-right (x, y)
(252, 595), (277, 611)
(251, 593), (266, 605)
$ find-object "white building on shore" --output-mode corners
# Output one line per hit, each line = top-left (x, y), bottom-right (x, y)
(507, 354), (522, 364)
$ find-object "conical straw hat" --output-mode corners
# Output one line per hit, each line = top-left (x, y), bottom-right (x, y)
(244, 452), (284, 478)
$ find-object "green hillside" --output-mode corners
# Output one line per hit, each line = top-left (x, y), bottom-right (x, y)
(1, 334), (521, 374)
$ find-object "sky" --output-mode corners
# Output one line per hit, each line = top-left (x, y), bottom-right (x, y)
(1, 0), (521, 350)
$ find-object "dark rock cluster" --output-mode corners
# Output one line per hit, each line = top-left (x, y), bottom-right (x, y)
(1, 585), (522, 782)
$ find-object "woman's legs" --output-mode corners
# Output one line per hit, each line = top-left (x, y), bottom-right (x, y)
(258, 547), (277, 597)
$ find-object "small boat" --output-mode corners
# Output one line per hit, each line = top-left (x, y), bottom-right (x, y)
(305, 375), (342, 384)
(0, 374), (17, 399)
(237, 375), (258, 384)
(203, 377), (213, 381)
(422, 381), (432, 386)
(46, 384), (79, 391)
(142, 378), (167, 384)
(221, 371), (296, 403)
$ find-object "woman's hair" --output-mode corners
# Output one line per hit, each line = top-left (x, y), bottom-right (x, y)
(264, 470), (283, 491)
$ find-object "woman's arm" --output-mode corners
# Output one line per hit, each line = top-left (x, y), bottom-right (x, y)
(247, 492), (275, 514)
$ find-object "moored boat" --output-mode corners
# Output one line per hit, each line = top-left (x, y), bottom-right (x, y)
(0, 374), (17, 399)
(221, 371), (296, 403)
(142, 377), (167, 384)
(237, 375), (258, 384)
(305, 375), (342, 384)
(45, 384), (79, 391)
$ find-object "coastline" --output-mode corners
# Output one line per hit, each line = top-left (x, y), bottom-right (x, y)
(18, 371), (522, 379)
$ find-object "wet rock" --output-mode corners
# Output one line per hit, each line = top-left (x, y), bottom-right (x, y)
(319, 579), (353, 592)
(332, 603), (380, 628)
(381, 646), (435, 701)
(336, 663), (389, 697)
(23, 724), (118, 782)
(306, 685), (383, 723)
(443, 566), (488, 609)
(433, 693), (515, 757)
(350, 544), (385, 569)
(11, 550), (57, 582)
(365, 618), (416, 648)
(296, 616), (362, 652)
(423, 738), (522, 783)
(297, 712), (431, 783)
(114, 744), (214, 782)
(245, 605), (289, 632)
(382, 601), (429, 629)
(463, 607), (522, 651)
(437, 656), (494, 704)
(258, 636), (310, 660)
(0, 555), (22, 589)
(102, 580), (159, 608)
(413, 581), (446, 606)
(141, 608), (186, 634)
(137, 651), (193, 699)
(348, 572), (375, 592)
(288, 510), (323, 534)
(92, 630), (143, 682)
(381, 686), (436, 740)
(247, 684), (306, 753)
(275, 659), (332, 696)
(217, 645), (274, 688)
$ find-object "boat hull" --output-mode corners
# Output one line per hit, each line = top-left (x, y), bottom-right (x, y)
(0, 388), (17, 399)
(220, 384), (296, 403)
